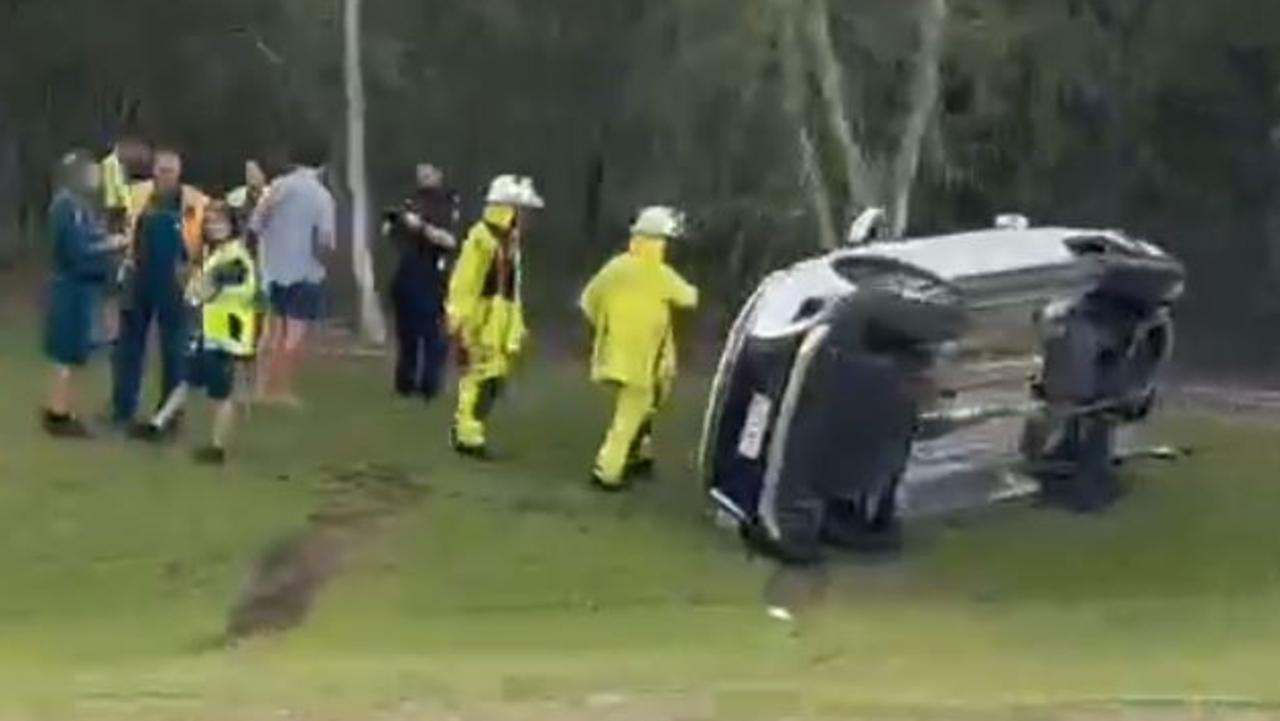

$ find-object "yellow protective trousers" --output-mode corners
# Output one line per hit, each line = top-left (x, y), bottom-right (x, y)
(593, 383), (662, 486)
(453, 346), (509, 449)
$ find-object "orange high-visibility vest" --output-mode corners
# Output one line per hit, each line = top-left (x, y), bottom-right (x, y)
(128, 181), (208, 260)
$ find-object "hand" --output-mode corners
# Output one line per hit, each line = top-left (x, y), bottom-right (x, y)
(403, 212), (423, 230)
(106, 234), (129, 251)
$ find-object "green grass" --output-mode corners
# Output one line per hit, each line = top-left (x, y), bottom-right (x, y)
(3, 312), (1280, 720)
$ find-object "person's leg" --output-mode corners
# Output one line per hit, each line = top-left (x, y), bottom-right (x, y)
(419, 315), (448, 401)
(112, 298), (153, 423)
(157, 294), (189, 411)
(152, 384), (191, 427)
(46, 365), (73, 417)
(453, 346), (504, 455)
(210, 399), (236, 450)
(392, 297), (419, 397)
(275, 317), (310, 404)
(593, 384), (654, 489)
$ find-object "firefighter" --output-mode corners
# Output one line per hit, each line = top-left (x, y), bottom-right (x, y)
(447, 174), (543, 458)
(132, 201), (258, 464)
(42, 150), (129, 437)
(384, 162), (459, 400)
(111, 148), (200, 425)
(579, 206), (699, 491)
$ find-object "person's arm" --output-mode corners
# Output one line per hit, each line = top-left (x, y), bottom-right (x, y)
(446, 230), (487, 335)
(578, 263), (610, 327)
(54, 200), (115, 280)
(248, 180), (281, 240)
(663, 265), (700, 310)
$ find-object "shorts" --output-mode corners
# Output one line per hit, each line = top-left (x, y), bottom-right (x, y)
(268, 281), (324, 322)
(44, 279), (98, 367)
(187, 348), (236, 401)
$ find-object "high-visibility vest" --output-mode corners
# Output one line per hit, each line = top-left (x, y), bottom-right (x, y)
(128, 181), (208, 260)
(101, 152), (132, 215)
(200, 240), (258, 357)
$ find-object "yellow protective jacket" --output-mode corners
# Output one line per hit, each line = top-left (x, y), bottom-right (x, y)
(446, 206), (527, 357)
(198, 239), (258, 357)
(128, 181), (208, 260)
(580, 235), (699, 389)
(101, 152), (132, 216)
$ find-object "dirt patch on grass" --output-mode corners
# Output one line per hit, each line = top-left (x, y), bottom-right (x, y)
(219, 463), (428, 644)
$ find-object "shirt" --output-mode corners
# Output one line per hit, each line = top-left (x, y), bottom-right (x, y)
(250, 167), (336, 286)
(49, 190), (111, 283)
(134, 191), (187, 298)
(386, 187), (459, 309)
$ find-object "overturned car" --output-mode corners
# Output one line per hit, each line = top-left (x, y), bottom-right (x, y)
(700, 214), (1185, 564)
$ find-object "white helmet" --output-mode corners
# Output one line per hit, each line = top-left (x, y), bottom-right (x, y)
(631, 205), (686, 239)
(486, 174), (545, 209)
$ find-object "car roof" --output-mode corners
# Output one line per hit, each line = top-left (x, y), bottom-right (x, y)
(838, 227), (1122, 282)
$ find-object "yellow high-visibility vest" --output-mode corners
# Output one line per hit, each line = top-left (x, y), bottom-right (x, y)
(200, 240), (258, 357)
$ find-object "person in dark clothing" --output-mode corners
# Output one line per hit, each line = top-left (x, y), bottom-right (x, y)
(383, 163), (460, 400)
(42, 150), (129, 437)
(112, 148), (192, 425)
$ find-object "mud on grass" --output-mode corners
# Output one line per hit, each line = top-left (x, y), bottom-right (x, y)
(220, 463), (429, 643)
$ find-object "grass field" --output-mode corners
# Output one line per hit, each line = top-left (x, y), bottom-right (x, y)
(3, 308), (1280, 721)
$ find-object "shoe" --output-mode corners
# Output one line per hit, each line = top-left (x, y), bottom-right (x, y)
(450, 428), (491, 460)
(590, 473), (630, 493)
(127, 421), (166, 442)
(41, 410), (92, 439)
(193, 446), (227, 465)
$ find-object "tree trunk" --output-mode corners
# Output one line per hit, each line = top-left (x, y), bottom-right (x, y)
(889, 0), (948, 238)
(804, 0), (877, 217)
(344, 0), (386, 345)
(778, 4), (839, 250)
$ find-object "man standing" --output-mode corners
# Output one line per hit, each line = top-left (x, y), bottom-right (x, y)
(579, 206), (699, 491)
(97, 134), (150, 347)
(384, 162), (459, 400)
(250, 142), (336, 407)
(447, 174), (543, 458)
(112, 148), (195, 425)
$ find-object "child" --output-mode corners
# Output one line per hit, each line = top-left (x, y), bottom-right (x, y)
(132, 201), (258, 464)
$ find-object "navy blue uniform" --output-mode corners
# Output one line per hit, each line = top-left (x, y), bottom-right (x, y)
(112, 192), (189, 422)
(386, 187), (458, 399)
(44, 191), (112, 366)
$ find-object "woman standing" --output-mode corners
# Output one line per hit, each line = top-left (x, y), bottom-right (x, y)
(42, 150), (126, 437)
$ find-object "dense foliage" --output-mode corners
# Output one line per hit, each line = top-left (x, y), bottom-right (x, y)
(2, 0), (1279, 366)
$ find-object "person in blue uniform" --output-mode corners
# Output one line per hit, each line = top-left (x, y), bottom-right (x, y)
(111, 148), (193, 425)
(42, 150), (128, 437)
(383, 163), (459, 400)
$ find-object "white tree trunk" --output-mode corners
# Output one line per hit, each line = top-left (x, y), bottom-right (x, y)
(778, 3), (839, 250)
(889, 0), (948, 238)
(344, 0), (387, 345)
(805, 0), (878, 216)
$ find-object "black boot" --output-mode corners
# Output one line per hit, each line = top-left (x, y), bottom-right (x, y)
(41, 410), (92, 439)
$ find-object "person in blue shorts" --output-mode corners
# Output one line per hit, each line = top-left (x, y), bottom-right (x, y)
(132, 201), (258, 464)
(249, 142), (335, 407)
(42, 150), (128, 437)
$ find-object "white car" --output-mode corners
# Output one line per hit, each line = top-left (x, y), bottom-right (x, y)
(700, 215), (1185, 565)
